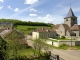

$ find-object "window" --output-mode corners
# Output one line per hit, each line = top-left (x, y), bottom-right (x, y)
(66, 20), (68, 21)
(40, 34), (44, 38)
(42, 34), (44, 38)
(48, 34), (50, 37)
(73, 19), (75, 21)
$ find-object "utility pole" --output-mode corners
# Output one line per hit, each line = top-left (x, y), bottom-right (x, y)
(71, 30), (72, 47)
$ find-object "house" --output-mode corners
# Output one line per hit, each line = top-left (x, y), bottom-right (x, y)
(0, 22), (14, 29)
(53, 8), (80, 38)
(32, 28), (57, 39)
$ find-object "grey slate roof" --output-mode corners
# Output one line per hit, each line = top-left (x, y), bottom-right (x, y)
(66, 8), (76, 17)
(0, 22), (13, 27)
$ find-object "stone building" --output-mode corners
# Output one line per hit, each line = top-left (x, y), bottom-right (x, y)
(32, 28), (57, 39)
(0, 22), (13, 29)
(53, 8), (80, 38)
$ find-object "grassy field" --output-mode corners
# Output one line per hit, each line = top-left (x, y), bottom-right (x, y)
(15, 25), (51, 34)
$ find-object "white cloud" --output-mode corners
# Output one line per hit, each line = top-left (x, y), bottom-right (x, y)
(7, 6), (12, 9)
(22, 14), (63, 24)
(14, 8), (19, 12)
(0, 0), (4, 2)
(29, 14), (37, 16)
(24, 0), (38, 4)
(37, 14), (64, 24)
(30, 8), (37, 12)
(10, 0), (47, 18)
(0, 6), (3, 9)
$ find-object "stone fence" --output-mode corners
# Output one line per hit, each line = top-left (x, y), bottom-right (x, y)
(46, 40), (80, 47)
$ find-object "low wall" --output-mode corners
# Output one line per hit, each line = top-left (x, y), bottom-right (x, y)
(58, 40), (76, 46)
(46, 40), (80, 47)
(46, 40), (52, 45)
(53, 42), (59, 47)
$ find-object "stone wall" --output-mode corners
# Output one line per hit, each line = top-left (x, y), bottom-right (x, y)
(57, 24), (65, 36)
(45, 40), (80, 47)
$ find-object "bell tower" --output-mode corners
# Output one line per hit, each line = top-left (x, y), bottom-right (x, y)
(64, 8), (77, 27)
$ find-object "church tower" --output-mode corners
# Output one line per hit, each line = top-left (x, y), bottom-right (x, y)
(64, 8), (77, 27)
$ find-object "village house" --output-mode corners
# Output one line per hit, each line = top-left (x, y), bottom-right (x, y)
(32, 28), (57, 39)
(0, 22), (14, 38)
(0, 22), (14, 29)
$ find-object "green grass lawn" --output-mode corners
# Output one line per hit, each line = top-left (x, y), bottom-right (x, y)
(15, 25), (50, 34)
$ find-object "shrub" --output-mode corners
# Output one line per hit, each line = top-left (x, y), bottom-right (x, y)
(61, 36), (65, 39)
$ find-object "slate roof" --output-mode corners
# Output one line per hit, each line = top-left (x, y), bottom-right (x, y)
(65, 8), (76, 18)
(0, 22), (13, 27)
(71, 24), (80, 31)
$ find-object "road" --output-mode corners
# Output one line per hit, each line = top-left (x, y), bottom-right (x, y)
(26, 36), (80, 60)
(50, 49), (80, 60)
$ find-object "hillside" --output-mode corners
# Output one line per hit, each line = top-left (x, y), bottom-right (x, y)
(0, 18), (54, 27)
(16, 25), (51, 34)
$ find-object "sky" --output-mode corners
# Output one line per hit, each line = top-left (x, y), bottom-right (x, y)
(0, 0), (80, 24)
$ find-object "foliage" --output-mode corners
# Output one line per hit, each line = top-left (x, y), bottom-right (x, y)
(16, 25), (50, 34)
(0, 36), (7, 60)
(61, 36), (65, 39)
(33, 39), (50, 56)
(4, 30), (25, 60)
(0, 18), (54, 27)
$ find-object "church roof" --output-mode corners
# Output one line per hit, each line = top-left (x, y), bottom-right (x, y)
(65, 8), (76, 18)
(71, 24), (80, 31)
(53, 24), (60, 30)
(53, 24), (73, 33)
(62, 24), (72, 33)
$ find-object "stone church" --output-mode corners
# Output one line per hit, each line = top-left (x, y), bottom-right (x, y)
(53, 8), (80, 38)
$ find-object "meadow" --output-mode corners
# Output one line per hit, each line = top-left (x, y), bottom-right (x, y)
(16, 25), (50, 34)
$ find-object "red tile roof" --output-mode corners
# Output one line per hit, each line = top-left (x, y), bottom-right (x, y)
(34, 27), (55, 32)
(0, 29), (5, 33)
(53, 24), (60, 30)
(3, 29), (13, 38)
(71, 24), (80, 31)
(53, 24), (73, 33)
(62, 24), (71, 33)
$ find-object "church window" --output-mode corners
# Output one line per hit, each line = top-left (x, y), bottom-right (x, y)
(66, 20), (68, 21)
(73, 19), (75, 21)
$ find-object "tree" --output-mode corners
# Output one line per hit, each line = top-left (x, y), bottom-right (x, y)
(33, 39), (49, 56)
(0, 36), (7, 60)
(33, 39), (43, 56)
(5, 30), (25, 60)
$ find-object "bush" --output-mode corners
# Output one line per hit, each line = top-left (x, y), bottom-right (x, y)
(61, 36), (65, 39)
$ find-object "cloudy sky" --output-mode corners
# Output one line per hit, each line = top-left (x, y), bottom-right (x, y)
(0, 0), (80, 24)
